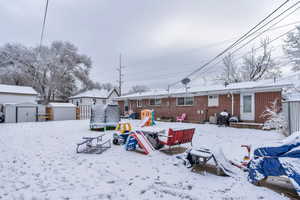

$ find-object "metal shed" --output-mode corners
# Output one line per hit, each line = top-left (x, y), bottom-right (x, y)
(3, 102), (38, 123)
(283, 100), (300, 136)
(47, 103), (76, 121)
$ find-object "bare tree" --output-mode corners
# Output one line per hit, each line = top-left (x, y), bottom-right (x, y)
(240, 38), (279, 81)
(218, 53), (241, 83)
(128, 85), (149, 94)
(217, 38), (281, 83)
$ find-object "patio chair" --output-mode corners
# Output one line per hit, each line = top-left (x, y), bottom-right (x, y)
(176, 113), (186, 122)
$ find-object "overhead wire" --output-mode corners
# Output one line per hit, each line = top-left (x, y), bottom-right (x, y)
(39, 0), (50, 51)
(167, 0), (292, 88)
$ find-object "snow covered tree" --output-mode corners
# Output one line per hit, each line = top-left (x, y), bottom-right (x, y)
(240, 39), (280, 81)
(0, 41), (94, 103)
(218, 53), (242, 83)
(128, 85), (149, 94)
(101, 83), (114, 91)
(217, 38), (281, 83)
(284, 26), (300, 71)
(261, 100), (287, 134)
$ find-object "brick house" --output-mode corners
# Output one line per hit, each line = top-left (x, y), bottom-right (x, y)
(116, 80), (293, 123)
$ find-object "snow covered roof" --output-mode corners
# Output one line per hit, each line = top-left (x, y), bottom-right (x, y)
(48, 103), (76, 107)
(117, 76), (296, 100)
(0, 84), (38, 95)
(69, 89), (116, 99)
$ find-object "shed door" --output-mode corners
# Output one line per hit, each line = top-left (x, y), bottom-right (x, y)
(240, 93), (255, 121)
(17, 107), (36, 122)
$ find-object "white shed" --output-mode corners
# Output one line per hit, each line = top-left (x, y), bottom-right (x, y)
(48, 103), (76, 121)
(3, 102), (38, 123)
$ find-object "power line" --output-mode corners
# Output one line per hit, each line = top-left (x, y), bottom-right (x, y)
(227, 3), (300, 58)
(126, 19), (300, 78)
(209, 5), (300, 69)
(39, 0), (50, 50)
(190, 26), (299, 84)
(168, 0), (291, 88)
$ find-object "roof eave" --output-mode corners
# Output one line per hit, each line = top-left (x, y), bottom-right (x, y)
(115, 84), (292, 100)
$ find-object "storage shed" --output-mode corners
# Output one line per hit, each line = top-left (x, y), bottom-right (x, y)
(47, 103), (76, 121)
(3, 102), (38, 123)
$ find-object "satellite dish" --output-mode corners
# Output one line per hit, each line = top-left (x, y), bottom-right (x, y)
(181, 78), (191, 85)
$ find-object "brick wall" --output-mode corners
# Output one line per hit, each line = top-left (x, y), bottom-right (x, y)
(255, 91), (282, 123)
(118, 91), (282, 123)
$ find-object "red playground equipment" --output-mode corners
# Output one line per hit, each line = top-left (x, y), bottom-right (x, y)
(159, 128), (195, 151)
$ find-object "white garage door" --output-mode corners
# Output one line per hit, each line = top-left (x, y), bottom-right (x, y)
(17, 107), (37, 122)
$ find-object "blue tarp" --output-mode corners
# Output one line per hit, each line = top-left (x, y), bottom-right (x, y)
(248, 133), (300, 195)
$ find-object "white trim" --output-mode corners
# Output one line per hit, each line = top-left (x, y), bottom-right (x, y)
(208, 95), (219, 107)
(240, 93), (255, 121)
(137, 99), (142, 108)
(176, 96), (194, 106)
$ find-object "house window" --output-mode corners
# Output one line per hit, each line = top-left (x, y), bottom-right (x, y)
(102, 99), (106, 104)
(137, 100), (142, 107)
(243, 95), (252, 113)
(208, 95), (219, 107)
(149, 99), (161, 106)
(177, 97), (194, 106)
(124, 100), (129, 112)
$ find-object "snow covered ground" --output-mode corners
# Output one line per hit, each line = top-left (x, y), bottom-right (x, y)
(0, 120), (290, 200)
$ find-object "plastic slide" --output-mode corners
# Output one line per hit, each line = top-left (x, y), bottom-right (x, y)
(132, 131), (155, 155)
(140, 116), (150, 127)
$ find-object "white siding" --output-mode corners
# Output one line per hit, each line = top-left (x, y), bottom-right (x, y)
(0, 93), (36, 104)
(52, 107), (76, 121)
(4, 105), (16, 123)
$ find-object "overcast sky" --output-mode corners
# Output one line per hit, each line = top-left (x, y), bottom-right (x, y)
(0, 0), (299, 92)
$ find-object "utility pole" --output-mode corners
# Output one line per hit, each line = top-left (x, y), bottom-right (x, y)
(117, 54), (124, 96)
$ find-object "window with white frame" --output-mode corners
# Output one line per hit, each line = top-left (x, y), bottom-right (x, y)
(208, 95), (219, 107)
(137, 100), (142, 107)
(149, 99), (161, 106)
(177, 97), (194, 106)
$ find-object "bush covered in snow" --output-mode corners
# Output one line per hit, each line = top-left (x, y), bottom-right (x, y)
(261, 100), (287, 133)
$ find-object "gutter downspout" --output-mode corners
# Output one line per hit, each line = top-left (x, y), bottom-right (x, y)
(231, 92), (234, 116)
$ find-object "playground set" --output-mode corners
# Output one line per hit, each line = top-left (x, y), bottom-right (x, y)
(77, 107), (300, 196)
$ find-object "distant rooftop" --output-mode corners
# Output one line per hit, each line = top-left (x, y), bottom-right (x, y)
(69, 89), (115, 99)
(0, 84), (38, 95)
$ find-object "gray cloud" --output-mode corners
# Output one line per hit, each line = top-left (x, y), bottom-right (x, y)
(0, 0), (298, 91)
